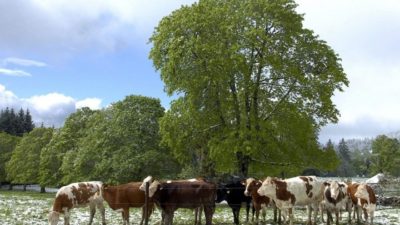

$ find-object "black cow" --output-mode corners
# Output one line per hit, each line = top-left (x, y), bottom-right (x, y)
(216, 179), (254, 225)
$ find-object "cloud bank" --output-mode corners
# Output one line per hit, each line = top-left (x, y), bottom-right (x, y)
(0, 84), (102, 127)
(296, 0), (400, 143)
(0, 0), (195, 56)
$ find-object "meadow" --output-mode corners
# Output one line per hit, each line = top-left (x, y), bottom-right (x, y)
(1, 189), (400, 225)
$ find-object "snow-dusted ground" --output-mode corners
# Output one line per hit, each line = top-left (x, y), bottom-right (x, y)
(1, 191), (400, 225)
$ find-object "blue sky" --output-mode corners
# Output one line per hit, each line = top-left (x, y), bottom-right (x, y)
(1, 0), (400, 144)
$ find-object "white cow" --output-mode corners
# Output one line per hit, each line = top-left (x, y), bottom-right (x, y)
(354, 183), (377, 224)
(321, 181), (352, 225)
(257, 176), (324, 225)
(48, 181), (106, 225)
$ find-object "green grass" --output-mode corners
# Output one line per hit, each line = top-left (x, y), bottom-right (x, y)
(1, 190), (399, 224)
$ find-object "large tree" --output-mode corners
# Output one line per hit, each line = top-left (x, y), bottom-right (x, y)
(153, 0), (348, 176)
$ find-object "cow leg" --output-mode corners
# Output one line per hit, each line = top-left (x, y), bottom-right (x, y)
(140, 206), (145, 225)
(194, 207), (203, 225)
(197, 206), (203, 225)
(246, 202), (250, 222)
(346, 202), (352, 223)
(97, 203), (106, 225)
(335, 209), (340, 225)
(312, 203), (320, 225)
(255, 207), (260, 224)
(272, 204), (278, 223)
(306, 205), (312, 225)
(88, 204), (95, 225)
(204, 206), (214, 225)
(370, 210), (374, 225)
(165, 210), (175, 225)
(63, 210), (70, 225)
(194, 208), (198, 225)
(320, 206), (325, 223)
(288, 208), (294, 225)
(231, 207), (240, 225)
(263, 207), (268, 223)
(121, 208), (129, 225)
(363, 208), (368, 223)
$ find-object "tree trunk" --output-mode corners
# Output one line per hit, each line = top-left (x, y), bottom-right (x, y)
(8, 184), (13, 190)
(23, 184), (27, 191)
(236, 152), (250, 177)
(40, 186), (46, 193)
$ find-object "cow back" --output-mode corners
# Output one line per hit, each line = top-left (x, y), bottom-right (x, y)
(283, 176), (324, 206)
(103, 182), (146, 210)
(156, 181), (216, 209)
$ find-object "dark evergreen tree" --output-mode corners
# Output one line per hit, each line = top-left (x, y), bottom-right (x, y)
(0, 108), (35, 136)
(17, 108), (25, 136)
(336, 138), (354, 177)
(24, 109), (35, 133)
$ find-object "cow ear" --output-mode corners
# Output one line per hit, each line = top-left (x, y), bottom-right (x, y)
(323, 182), (330, 186)
(240, 180), (246, 186)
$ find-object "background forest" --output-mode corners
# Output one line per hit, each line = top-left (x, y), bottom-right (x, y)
(1, 0), (399, 191)
(1, 97), (399, 192)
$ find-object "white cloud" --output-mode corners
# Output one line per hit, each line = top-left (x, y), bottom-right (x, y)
(295, 0), (400, 143)
(76, 98), (102, 110)
(0, 0), (196, 56)
(0, 68), (31, 77)
(0, 84), (102, 127)
(3, 57), (47, 67)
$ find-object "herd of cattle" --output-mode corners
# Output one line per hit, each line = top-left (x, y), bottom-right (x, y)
(48, 175), (377, 225)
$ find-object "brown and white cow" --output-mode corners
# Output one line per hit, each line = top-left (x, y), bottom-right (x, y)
(48, 181), (105, 225)
(140, 176), (216, 225)
(257, 176), (324, 225)
(321, 181), (352, 225)
(243, 178), (277, 224)
(101, 182), (154, 225)
(348, 183), (376, 224)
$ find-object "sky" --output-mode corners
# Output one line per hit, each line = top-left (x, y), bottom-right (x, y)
(1, 0), (400, 144)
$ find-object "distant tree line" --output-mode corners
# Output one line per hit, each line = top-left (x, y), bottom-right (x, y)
(0, 96), (182, 192)
(321, 136), (400, 178)
(0, 108), (34, 136)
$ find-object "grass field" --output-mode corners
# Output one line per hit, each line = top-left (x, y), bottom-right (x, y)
(1, 190), (399, 225)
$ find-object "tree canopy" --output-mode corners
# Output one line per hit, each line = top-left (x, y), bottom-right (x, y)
(6, 127), (53, 185)
(152, 0), (348, 176)
(371, 135), (400, 176)
(40, 95), (181, 187)
(0, 132), (20, 183)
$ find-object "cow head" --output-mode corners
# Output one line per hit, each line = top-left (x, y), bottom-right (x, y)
(355, 184), (370, 200)
(326, 181), (339, 199)
(139, 176), (154, 191)
(243, 178), (261, 197)
(148, 180), (161, 197)
(48, 211), (60, 225)
(257, 177), (277, 197)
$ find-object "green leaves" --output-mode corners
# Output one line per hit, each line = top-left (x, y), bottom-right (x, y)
(0, 132), (20, 182)
(6, 128), (53, 185)
(153, 0), (348, 176)
(371, 135), (400, 176)
(39, 95), (180, 186)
